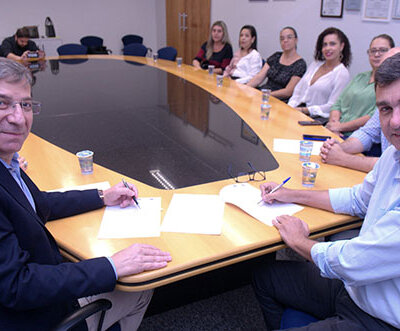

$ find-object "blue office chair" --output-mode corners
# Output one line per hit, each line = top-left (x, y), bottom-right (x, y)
(157, 46), (177, 61)
(122, 34), (143, 46)
(280, 308), (319, 328)
(57, 43), (88, 56)
(123, 43), (148, 57)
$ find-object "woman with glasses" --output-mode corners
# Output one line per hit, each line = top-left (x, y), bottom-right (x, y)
(325, 34), (394, 137)
(223, 25), (262, 84)
(193, 21), (233, 75)
(288, 27), (351, 122)
(247, 27), (306, 103)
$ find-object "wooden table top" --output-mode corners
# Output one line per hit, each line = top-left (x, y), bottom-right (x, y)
(21, 55), (366, 291)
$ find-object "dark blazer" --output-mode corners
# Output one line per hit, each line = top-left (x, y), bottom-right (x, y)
(0, 163), (116, 330)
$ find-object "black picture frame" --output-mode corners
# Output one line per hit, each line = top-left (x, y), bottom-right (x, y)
(320, 0), (344, 18)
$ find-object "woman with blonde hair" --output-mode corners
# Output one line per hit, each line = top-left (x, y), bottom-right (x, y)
(193, 20), (233, 75)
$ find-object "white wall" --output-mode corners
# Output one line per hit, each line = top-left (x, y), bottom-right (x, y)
(211, 0), (400, 77)
(0, 0), (166, 55)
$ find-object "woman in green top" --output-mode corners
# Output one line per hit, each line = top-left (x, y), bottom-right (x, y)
(326, 34), (394, 137)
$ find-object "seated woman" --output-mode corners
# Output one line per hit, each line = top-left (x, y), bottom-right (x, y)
(247, 27), (306, 103)
(288, 27), (351, 121)
(223, 25), (262, 84)
(193, 20), (233, 75)
(326, 34), (394, 137)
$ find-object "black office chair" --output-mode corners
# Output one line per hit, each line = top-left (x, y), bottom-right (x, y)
(80, 36), (112, 54)
(157, 46), (177, 61)
(54, 299), (112, 331)
(121, 34), (143, 46)
(123, 43), (148, 57)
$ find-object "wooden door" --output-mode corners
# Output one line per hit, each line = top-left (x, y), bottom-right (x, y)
(166, 0), (211, 65)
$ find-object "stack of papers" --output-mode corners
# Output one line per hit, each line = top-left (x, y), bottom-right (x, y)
(220, 183), (303, 226)
(98, 197), (161, 238)
(273, 138), (323, 155)
(161, 194), (225, 235)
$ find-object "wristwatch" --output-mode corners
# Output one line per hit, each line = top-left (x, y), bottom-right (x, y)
(97, 189), (105, 205)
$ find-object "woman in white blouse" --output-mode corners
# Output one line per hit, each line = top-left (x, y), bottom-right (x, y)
(288, 27), (351, 120)
(223, 25), (262, 84)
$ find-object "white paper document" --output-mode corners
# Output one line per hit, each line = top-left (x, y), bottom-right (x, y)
(161, 194), (225, 235)
(219, 183), (303, 226)
(98, 197), (161, 239)
(48, 181), (111, 192)
(273, 138), (323, 155)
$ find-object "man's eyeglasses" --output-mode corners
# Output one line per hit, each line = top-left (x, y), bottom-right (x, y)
(367, 48), (389, 56)
(228, 162), (266, 183)
(0, 98), (41, 115)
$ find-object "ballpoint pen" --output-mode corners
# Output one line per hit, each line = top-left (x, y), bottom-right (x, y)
(258, 177), (291, 205)
(122, 178), (140, 208)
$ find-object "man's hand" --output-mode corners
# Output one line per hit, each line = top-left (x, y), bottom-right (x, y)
(111, 243), (172, 278)
(260, 182), (294, 204)
(103, 181), (138, 207)
(320, 139), (348, 166)
(20, 50), (30, 60)
(272, 215), (315, 261)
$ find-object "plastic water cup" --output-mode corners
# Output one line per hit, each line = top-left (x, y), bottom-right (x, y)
(302, 162), (320, 187)
(208, 65), (215, 75)
(261, 89), (271, 103)
(216, 75), (223, 87)
(76, 150), (94, 174)
(153, 53), (158, 62)
(176, 57), (182, 67)
(299, 140), (313, 161)
(260, 103), (271, 120)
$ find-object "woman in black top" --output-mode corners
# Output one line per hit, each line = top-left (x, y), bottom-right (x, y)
(193, 20), (233, 75)
(248, 27), (306, 103)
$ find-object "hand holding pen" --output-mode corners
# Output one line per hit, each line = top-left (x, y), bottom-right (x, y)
(122, 178), (141, 209)
(258, 177), (291, 205)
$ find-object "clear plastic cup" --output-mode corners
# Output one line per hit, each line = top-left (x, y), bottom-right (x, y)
(299, 140), (313, 161)
(260, 103), (271, 120)
(216, 75), (223, 87)
(208, 65), (215, 75)
(176, 57), (183, 67)
(302, 162), (320, 187)
(76, 150), (94, 174)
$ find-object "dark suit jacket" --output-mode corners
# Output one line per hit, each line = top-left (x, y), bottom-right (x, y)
(0, 163), (116, 330)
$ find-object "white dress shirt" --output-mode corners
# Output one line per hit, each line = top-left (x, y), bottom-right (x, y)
(311, 145), (400, 328)
(288, 61), (350, 118)
(224, 49), (262, 84)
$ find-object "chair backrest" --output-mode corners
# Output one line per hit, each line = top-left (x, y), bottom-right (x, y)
(123, 43), (148, 57)
(122, 34), (143, 46)
(57, 43), (88, 56)
(80, 36), (104, 47)
(157, 46), (177, 61)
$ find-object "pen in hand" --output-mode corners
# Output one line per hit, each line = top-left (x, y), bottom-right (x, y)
(258, 177), (291, 205)
(122, 178), (140, 209)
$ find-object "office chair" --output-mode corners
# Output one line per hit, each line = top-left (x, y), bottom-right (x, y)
(157, 46), (177, 61)
(121, 34), (143, 46)
(280, 308), (319, 328)
(57, 43), (88, 56)
(80, 36), (112, 54)
(54, 298), (112, 331)
(123, 43), (148, 57)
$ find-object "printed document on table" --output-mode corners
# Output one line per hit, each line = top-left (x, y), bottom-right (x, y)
(48, 181), (111, 192)
(161, 194), (225, 235)
(98, 197), (161, 238)
(220, 183), (303, 226)
(273, 138), (323, 155)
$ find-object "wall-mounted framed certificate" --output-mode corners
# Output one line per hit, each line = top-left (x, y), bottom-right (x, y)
(321, 0), (344, 18)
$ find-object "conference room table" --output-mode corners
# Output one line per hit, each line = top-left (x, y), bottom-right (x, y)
(21, 55), (366, 291)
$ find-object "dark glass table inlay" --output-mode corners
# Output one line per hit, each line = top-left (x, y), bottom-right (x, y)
(31, 59), (278, 189)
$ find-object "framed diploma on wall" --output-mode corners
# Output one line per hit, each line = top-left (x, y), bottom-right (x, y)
(362, 0), (393, 21)
(321, 0), (344, 17)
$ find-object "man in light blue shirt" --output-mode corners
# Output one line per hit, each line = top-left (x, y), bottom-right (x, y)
(253, 53), (400, 329)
